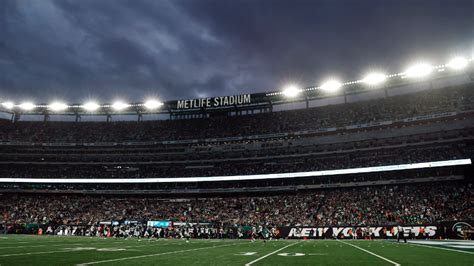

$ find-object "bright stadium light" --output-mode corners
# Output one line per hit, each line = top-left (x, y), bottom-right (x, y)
(320, 80), (342, 92)
(1, 102), (14, 109)
(82, 102), (100, 111)
(447, 56), (468, 70)
(111, 101), (129, 111)
(48, 102), (68, 111)
(282, 85), (301, 97)
(144, 99), (163, 109)
(404, 63), (432, 78)
(362, 72), (387, 85)
(18, 102), (36, 111)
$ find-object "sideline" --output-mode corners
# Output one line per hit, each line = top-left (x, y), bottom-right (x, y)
(407, 242), (474, 255)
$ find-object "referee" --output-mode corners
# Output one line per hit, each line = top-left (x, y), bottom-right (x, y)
(397, 225), (407, 243)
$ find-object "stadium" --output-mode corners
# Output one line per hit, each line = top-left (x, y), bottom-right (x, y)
(1, 1), (474, 265)
(0, 52), (473, 265)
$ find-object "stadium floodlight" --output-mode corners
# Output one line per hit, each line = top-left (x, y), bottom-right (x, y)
(144, 99), (163, 109)
(48, 102), (68, 111)
(18, 102), (36, 111)
(320, 80), (342, 92)
(1, 102), (14, 109)
(404, 63), (432, 78)
(362, 72), (387, 85)
(447, 56), (468, 70)
(282, 85), (301, 97)
(82, 102), (100, 111)
(111, 101), (129, 111)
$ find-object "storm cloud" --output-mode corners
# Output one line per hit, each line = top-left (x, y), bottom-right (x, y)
(0, 0), (472, 103)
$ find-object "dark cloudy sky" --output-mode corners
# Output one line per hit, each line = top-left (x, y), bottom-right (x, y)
(0, 0), (473, 103)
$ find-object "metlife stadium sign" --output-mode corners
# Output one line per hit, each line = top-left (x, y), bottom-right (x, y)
(176, 94), (251, 109)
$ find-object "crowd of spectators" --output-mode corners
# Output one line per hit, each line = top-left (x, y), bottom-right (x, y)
(0, 142), (468, 179)
(0, 85), (473, 143)
(0, 85), (471, 181)
(1, 182), (471, 227)
(0, 167), (461, 193)
(0, 127), (471, 162)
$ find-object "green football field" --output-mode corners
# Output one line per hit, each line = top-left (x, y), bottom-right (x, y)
(0, 235), (472, 265)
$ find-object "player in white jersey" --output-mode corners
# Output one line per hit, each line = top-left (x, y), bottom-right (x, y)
(184, 230), (191, 243)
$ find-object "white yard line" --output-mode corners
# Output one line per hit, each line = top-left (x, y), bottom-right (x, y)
(0, 249), (87, 257)
(244, 241), (300, 266)
(0, 239), (112, 246)
(338, 240), (401, 266)
(76, 243), (239, 265)
(0, 243), (84, 250)
(0, 239), (149, 250)
(407, 242), (474, 255)
(0, 241), (170, 256)
(122, 243), (169, 249)
(0, 241), (29, 244)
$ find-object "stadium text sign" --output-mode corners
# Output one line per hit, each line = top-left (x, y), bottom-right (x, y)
(176, 94), (251, 109)
(280, 225), (439, 239)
